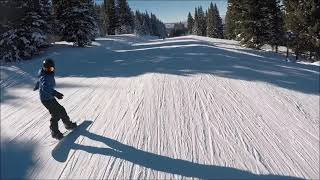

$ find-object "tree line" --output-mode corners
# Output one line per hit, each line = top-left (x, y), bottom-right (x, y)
(82, 0), (167, 38)
(225, 0), (319, 61)
(0, 0), (167, 62)
(187, 3), (224, 39)
(0, 0), (98, 62)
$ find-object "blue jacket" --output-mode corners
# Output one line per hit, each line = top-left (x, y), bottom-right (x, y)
(34, 69), (59, 102)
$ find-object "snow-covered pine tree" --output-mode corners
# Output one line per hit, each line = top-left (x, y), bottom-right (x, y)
(102, 0), (108, 35)
(204, 10), (208, 36)
(224, 2), (233, 39)
(284, 0), (320, 61)
(141, 12), (151, 35)
(225, 0), (244, 40)
(206, 3), (223, 39)
(94, 4), (107, 36)
(134, 10), (143, 35)
(206, 3), (215, 38)
(158, 21), (167, 38)
(52, 0), (64, 36)
(39, 0), (52, 37)
(23, 0), (50, 50)
(187, 12), (194, 35)
(150, 13), (159, 37)
(130, 10), (135, 32)
(146, 12), (152, 35)
(155, 17), (167, 38)
(198, 7), (206, 36)
(116, 0), (133, 34)
(0, 0), (25, 61)
(283, 0), (307, 60)
(265, 0), (285, 53)
(308, 0), (320, 61)
(57, 0), (97, 47)
(133, 10), (166, 37)
(1, 0), (50, 61)
(105, 0), (117, 35)
(192, 8), (201, 35)
(88, 0), (99, 40)
(213, 4), (224, 39)
(240, 1), (268, 49)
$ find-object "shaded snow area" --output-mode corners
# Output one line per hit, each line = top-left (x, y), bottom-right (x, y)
(1, 35), (319, 179)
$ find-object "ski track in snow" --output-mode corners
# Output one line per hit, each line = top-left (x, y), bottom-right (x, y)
(1, 35), (319, 179)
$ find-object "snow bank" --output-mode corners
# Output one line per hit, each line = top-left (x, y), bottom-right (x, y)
(297, 61), (320, 66)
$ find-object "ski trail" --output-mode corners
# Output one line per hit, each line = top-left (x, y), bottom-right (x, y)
(1, 35), (319, 179)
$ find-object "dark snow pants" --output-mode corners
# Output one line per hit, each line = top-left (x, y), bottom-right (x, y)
(41, 99), (72, 133)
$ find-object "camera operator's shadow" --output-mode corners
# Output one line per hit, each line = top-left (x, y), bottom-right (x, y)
(52, 120), (301, 179)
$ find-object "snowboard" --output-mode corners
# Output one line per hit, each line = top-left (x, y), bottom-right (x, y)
(51, 121), (92, 162)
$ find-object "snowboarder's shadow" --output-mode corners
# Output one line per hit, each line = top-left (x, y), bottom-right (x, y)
(52, 120), (301, 179)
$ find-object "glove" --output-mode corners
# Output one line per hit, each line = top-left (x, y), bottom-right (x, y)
(33, 81), (39, 91)
(55, 91), (64, 99)
(33, 86), (39, 91)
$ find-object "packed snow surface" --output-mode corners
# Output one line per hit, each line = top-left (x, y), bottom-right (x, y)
(1, 35), (319, 179)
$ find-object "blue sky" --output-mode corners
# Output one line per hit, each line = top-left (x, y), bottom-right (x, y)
(95, 0), (228, 23)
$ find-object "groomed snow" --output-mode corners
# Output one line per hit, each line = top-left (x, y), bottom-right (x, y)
(1, 35), (319, 179)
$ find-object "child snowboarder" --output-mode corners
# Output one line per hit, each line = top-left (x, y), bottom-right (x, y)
(34, 58), (77, 140)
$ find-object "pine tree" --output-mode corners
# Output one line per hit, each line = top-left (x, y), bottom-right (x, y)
(134, 11), (142, 35)
(284, 0), (306, 60)
(213, 4), (224, 39)
(0, 0), (26, 61)
(198, 7), (206, 36)
(225, 0), (243, 39)
(308, 0), (320, 61)
(204, 10), (208, 36)
(154, 15), (167, 38)
(105, 0), (117, 35)
(144, 11), (152, 35)
(192, 8), (201, 35)
(225, 2), (233, 39)
(39, 0), (52, 36)
(57, 0), (97, 47)
(187, 12), (194, 34)
(117, 0), (133, 34)
(130, 11), (135, 31)
(52, 0), (64, 36)
(206, 3), (215, 38)
(1, 0), (50, 61)
(284, 0), (320, 61)
(265, 0), (285, 53)
(95, 4), (107, 36)
(150, 13), (159, 36)
(25, 0), (50, 49)
(133, 10), (166, 37)
(158, 21), (167, 38)
(240, 1), (268, 49)
(302, 0), (319, 61)
(206, 3), (224, 39)
(89, 0), (99, 39)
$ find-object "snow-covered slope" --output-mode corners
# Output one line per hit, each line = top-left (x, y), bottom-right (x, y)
(1, 35), (319, 179)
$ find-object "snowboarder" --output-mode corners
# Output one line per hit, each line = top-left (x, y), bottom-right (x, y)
(34, 58), (77, 140)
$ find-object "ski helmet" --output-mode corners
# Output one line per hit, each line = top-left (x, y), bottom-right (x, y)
(43, 58), (55, 68)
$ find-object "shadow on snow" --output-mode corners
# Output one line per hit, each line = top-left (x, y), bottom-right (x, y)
(1, 36), (319, 104)
(52, 120), (301, 179)
(57, 37), (319, 94)
(44, 38), (320, 95)
(1, 139), (36, 179)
